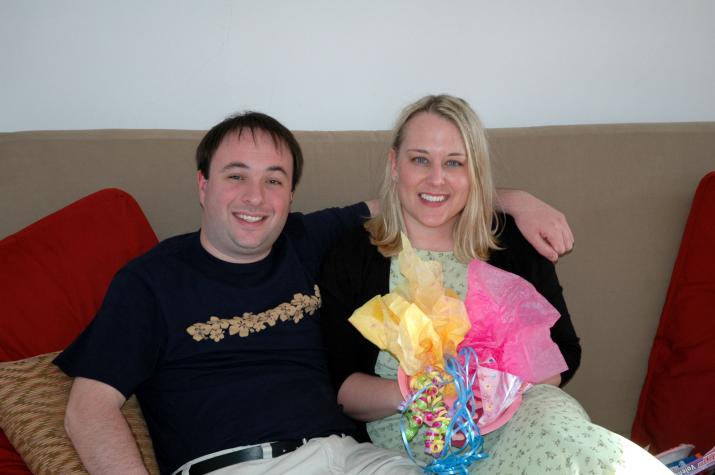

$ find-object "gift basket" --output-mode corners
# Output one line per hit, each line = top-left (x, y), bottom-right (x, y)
(348, 234), (567, 473)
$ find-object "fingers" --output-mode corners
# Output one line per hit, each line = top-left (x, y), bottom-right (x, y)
(546, 230), (567, 256)
(533, 233), (559, 263)
(510, 201), (575, 262)
(563, 228), (574, 253)
(558, 215), (575, 252)
(545, 214), (575, 258)
(538, 221), (575, 262)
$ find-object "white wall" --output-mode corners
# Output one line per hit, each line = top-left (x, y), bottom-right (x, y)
(2, 0), (714, 132)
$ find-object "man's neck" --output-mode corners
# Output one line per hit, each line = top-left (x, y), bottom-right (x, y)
(198, 232), (271, 264)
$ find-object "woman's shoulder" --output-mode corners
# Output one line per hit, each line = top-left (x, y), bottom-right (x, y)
(491, 213), (527, 254)
(328, 225), (374, 258)
(322, 225), (385, 275)
(493, 213), (530, 250)
(489, 213), (553, 275)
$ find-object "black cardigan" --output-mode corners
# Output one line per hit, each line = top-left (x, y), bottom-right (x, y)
(319, 214), (581, 441)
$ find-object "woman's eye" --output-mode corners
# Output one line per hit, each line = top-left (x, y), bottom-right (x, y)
(445, 159), (464, 168)
(412, 156), (429, 165)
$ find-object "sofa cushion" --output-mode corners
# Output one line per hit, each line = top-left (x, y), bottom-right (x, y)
(0, 432), (29, 475)
(0, 352), (159, 475)
(0, 188), (159, 472)
(0, 188), (158, 362)
(631, 171), (715, 454)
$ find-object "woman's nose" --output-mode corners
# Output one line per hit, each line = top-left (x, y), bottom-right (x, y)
(427, 164), (446, 185)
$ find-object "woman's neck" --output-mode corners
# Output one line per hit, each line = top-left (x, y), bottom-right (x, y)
(403, 223), (454, 252)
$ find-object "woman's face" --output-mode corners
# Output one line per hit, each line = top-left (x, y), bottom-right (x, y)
(390, 112), (470, 242)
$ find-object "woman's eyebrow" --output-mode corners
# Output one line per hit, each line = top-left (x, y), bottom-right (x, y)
(405, 148), (465, 156)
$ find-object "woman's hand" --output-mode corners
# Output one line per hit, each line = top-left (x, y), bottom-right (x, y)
(539, 374), (563, 386)
(495, 189), (574, 262)
(338, 373), (404, 422)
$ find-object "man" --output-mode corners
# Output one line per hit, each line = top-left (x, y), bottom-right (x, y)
(55, 111), (573, 474)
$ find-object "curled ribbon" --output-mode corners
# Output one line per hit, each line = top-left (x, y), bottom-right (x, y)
(399, 347), (488, 474)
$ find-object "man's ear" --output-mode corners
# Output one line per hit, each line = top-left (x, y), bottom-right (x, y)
(197, 170), (207, 208)
(389, 148), (398, 181)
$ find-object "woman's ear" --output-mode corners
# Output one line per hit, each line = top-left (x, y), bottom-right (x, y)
(389, 148), (398, 181)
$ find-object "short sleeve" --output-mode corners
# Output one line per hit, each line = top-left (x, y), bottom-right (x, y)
(301, 202), (369, 256)
(54, 266), (165, 398)
(284, 202), (369, 278)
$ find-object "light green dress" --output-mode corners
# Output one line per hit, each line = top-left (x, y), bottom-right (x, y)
(366, 250), (670, 474)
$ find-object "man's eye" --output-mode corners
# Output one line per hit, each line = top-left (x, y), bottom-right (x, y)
(267, 179), (283, 186)
(228, 175), (244, 181)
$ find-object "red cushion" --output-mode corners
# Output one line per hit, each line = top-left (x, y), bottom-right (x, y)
(0, 188), (158, 472)
(631, 172), (715, 454)
(0, 432), (30, 475)
(0, 188), (158, 362)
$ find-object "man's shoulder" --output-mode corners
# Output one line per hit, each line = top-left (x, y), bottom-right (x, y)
(489, 213), (554, 278)
(123, 231), (198, 272)
(153, 231), (198, 254)
(493, 213), (519, 239)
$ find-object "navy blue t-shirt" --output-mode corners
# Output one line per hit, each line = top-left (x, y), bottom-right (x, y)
(55, 204), (368, 474)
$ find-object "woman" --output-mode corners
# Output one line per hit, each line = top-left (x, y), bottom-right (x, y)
(320, 95), (670, 473)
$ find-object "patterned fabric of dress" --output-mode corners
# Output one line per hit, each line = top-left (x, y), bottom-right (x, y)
(367, 249), (466, 464)
(366, 250), (672, 474)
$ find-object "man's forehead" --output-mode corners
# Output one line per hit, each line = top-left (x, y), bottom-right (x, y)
(229, 127), (285, 151)
(215, 128), (293, 171)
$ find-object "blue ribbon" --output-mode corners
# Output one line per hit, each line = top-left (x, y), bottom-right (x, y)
(399, 347), (488, 474)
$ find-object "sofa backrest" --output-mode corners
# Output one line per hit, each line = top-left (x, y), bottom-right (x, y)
(1, 124), (714, 438)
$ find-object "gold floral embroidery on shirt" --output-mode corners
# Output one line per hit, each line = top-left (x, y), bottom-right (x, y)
(186, 285), (321, 342)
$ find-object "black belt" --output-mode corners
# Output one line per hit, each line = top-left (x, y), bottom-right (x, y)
(188, 440), (304, 475)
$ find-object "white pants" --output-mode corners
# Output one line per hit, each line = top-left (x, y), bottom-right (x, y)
(175, 435), (422, 475)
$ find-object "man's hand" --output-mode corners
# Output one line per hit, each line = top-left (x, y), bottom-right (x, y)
(365, 199), (380, 217)
(496, 189), (574, 262)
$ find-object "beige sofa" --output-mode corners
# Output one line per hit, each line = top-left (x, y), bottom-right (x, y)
(1, 123), (714, 439)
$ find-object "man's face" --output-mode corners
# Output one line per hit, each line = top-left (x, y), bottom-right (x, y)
(197, 130), (293, 263)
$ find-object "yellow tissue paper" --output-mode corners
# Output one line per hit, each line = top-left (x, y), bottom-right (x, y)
(348, 233), (471, 375)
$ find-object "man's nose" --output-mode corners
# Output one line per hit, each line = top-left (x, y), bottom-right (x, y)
(241, 181), (264, 206)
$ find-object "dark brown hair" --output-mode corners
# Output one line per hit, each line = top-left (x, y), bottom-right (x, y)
(195, 111), (304, 190)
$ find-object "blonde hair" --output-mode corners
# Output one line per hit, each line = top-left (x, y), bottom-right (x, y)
(365, 94), (499, 263)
